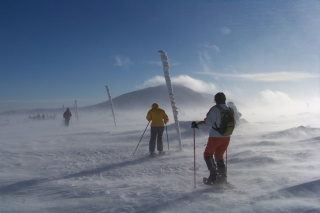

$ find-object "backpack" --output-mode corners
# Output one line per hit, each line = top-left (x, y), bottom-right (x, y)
(212, 105), (235, 136)
(63, 111), (71, 119)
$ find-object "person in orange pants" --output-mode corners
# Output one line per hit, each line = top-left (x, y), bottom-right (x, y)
(193, 92), (232, 184)
(203, 137), (230, 181)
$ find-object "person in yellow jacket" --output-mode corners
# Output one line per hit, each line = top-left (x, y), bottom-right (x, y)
(146, 103), (169, 157)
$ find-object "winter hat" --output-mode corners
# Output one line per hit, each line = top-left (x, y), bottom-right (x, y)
(214, 92), (226, 104)
(151, 103), (159, 109)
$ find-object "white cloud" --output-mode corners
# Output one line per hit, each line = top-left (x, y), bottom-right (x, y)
(170, 62), (180, 66)
(212, 45), (220, 53)
(309, 97), (320, 112)
(147, 61), (162, 66)
(196, 48), (319, 82)
(221, 27), (231, 35)
(172, 75), (216, 93)
(253, 90), (320, 114)
(259, 90), (294, 105)
(199, 50), (213, 73)
(197, 71), (320, 82)
(147, 60), (180, 66)
(138, 75), (217, 94)
(203, 44), (220, 53)
(139, 75), (165, 88)
(115, 56), (132, 68)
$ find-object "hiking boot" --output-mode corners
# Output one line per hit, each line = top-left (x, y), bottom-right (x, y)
(206, 173), (221, 184)
(158, 151), (165, 155)
(219, 173), (228, 181)
(149, 152), (156, 157)
(217, 159), (227, 181)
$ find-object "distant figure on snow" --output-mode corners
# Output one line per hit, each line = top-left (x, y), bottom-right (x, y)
(34, 114), (41, 121)
(63, 108), (72, 126)
(146, 103), (169, 157)
(192, 92), (235, 185)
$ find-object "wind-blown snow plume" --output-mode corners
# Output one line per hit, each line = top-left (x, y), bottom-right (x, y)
(158, 50), (182, 150)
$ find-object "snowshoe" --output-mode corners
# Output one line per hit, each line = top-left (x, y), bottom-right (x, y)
(203, 174), (220, 185)
(203, 177), (235, 189)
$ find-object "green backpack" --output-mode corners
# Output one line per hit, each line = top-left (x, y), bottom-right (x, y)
(212, 105), (235, 136)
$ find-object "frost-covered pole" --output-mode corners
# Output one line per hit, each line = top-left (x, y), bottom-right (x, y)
(106, 86), (117, 127)
(74, 100), (79, 123)
(158, 50), (182, 150)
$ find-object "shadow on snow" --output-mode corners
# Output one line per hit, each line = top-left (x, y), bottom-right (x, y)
(0, 155), (151, 195)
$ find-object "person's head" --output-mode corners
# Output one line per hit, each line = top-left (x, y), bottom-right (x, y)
(214, 92), (226, 104)
(67, 108), (69, 111)
(151, 103), (159, 109)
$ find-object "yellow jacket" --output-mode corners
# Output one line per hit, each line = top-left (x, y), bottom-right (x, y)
(146, 103), (169, 126)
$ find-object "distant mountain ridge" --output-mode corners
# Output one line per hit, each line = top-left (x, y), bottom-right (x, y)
(1, 84), (243, 115)
(84, 84), (217, 112)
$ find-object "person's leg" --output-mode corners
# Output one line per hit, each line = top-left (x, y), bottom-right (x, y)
(204, 137), (223, 158)
(214, 138), (230, 161)
(156, 126), (165, 152)
(203, 137), (221, 182)
(149, 127), (157, 153)
(216, 160), (227, 179)
(214, 137), (230, 179)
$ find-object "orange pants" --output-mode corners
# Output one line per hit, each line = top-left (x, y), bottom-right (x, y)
(203, 137), (230, 161)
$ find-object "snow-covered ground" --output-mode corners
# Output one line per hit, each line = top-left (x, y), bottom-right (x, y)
(0, 109), (319, 213)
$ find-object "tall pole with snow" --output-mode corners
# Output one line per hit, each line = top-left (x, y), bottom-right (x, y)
(74, 100), (79, 123)
(105, 86), (117, 127)
(158, 50), (182, 150)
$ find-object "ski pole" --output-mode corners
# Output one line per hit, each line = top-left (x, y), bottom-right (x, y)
(132, 121), (150, 157)
(226, 148), (228, 176)
(194, 128), (196, 188)
(165, 123), (170, 154)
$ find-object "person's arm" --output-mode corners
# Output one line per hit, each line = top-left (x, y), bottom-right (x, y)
(198, 107), (217, 126)
(146, 110), (152, 121)
(203, 109), (217, 127)
(163, 111), (169, 124)
(197, 120), (205, 125)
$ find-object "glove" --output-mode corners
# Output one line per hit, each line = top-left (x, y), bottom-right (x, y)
(191, 121), (199, 129)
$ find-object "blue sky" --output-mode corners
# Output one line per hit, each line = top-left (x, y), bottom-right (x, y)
(1, 0), (319, 113)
